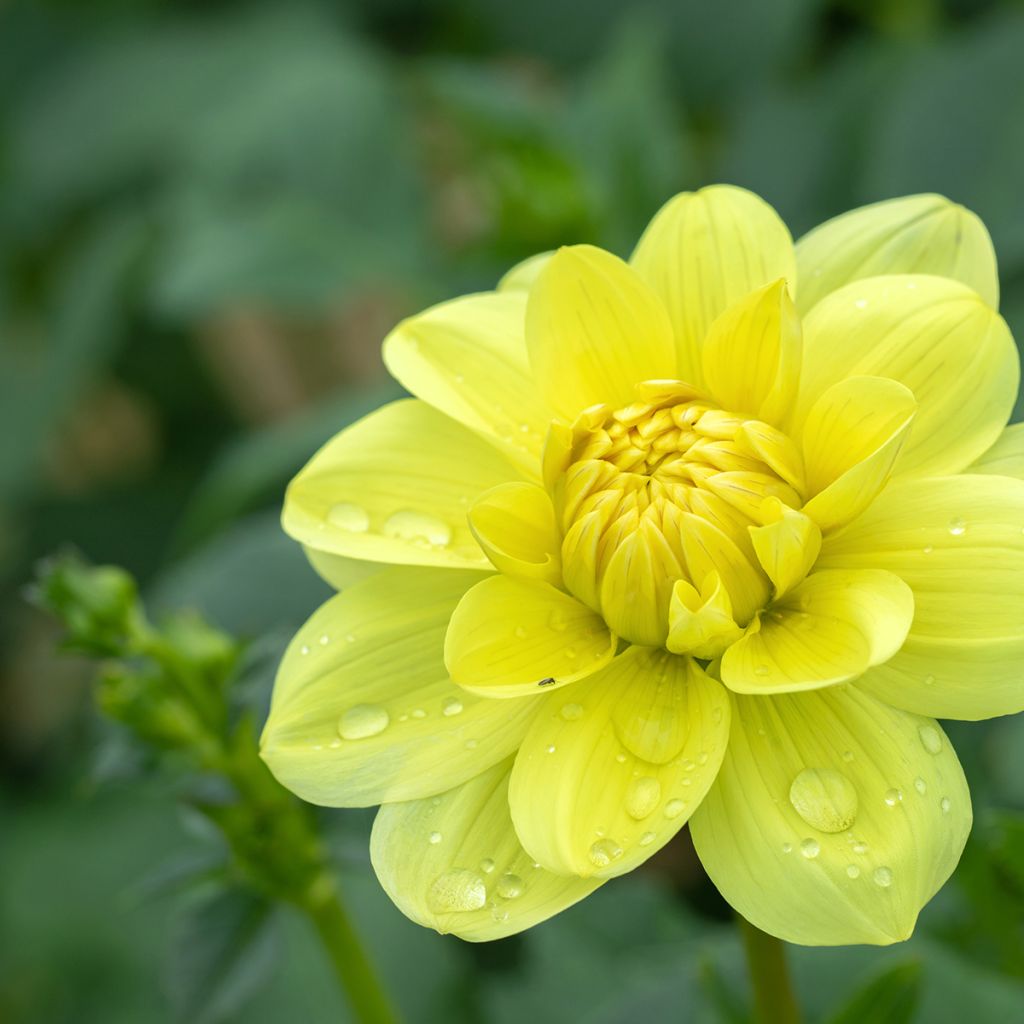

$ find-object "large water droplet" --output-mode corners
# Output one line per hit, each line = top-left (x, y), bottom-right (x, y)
(560, 703), (584, 721)
(588, 838), (624, 868)
(800, 838), (820, 859)
(327, 502), (369, 533)
(788, 768), (858, 833)
(383, 510), (451, 548)
(625, 777), (662, 820)
(664, 798), (687, 820)
(427, 869), (487, 913)
(495, 873), (524, 899)
(338, 704), (389, 740)
(873, 866), (893, 888)
(918, 724), (943, 754)
(442, 697), (464, 717)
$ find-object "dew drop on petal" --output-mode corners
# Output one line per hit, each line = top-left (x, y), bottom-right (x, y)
(664, 798), (687, 820)
(560, 703), (584, 721)
(873, 866), (893, 888)
(940, 797), (951, 814)
(947, 517), (966, 537)
(639, 831), (656, 847)
(919, 724), (943, 754)
(588, 838), (624, 868)
(800, 838), (820, 859)
(465, 739), (478, 750)
(781, 842), (792, 854)
(427, 869), (487, 913)
(850, 840), (869, 855)
(338, 704), (389, 740)
(789, 768), (858, 833)
(625, 777), (662, 820)
(548, 611), (569, 633)
(514, 625), (528, 639)
(846, 864), (860, 879)
(442, 697), (464, 717)
(428, 831), (442, 845)
(300, 645), (310, 656)
(754, 665), (770, 677)
(884, 788), (903, 807)
(495, 873), (524, 899)
(914, 777), (927, 796)
(319, 634), (329, 645)
(383, 510), (452, 548)
(411, 708), (427, 720)
(480, 858), (495, 873)
(327, 502), (369, 533)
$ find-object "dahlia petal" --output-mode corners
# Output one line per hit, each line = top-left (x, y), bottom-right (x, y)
(720, 569), (914, 694)
(498, 251), (553, 292)
(382, 292), (551, 473)
(260, 568), (536, 807)
(795, 194), (999, 315)
(508, 649), (730, 878)
(819, 474), (1024, 719)
(444, 575), (617, 697)
(702, 279), (802, 426)
(303, 547), (381, 590)
(966, 423), (1024, 480)
(283, 399), (523, 570)
(797, 275), (1018, 477)
(800, 376), (917, 532)
(666, 573), (743, 658)
(689, 686), (971, 946)
(525, 245), (677, 419)
(630, 185), (796, 386)
(748, 499), (821, 597)
(468, 481), (562, 586)
(370, 758), (603, 940)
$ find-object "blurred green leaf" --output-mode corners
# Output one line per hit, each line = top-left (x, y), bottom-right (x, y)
(824, 961), (922, 1024)
(165, 884), (281, 1024)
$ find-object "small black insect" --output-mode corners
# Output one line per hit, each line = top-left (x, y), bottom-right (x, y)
(537, 677), (556, 687)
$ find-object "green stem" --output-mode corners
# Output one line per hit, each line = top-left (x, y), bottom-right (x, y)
(738, 916), (802, 1024)
(302, 878), (401, 1024)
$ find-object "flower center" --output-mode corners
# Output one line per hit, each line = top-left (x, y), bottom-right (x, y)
(546, 381), (806, 649)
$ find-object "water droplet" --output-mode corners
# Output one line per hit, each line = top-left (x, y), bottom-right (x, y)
(800, 838), (820, 859)
(514, 625), (528, 639)
(873, 866), (893, 888)
(345, 633), (356, 643)
(588, 838), (623, 868)
(546, 744), (556, 754)
(841, 750), (855, 763)
(639, 831), (656, 847)
(919, 724), (943, 754)
(429, 831), (442, 845)
(924, 674), (936, 686)
(383, 510), (452, 548)
(697, 752), (708, 766)
(923, 545), (934, 555)
(854, 298), (868, 309)
(947, 516), (966, 537)
(338, 704), (389, 740)
(712, 707), (724, 725)
(940, 796), (951, 814)
(681, 758), (696, 772)
(427, 869), (487, 913)
(496, 873), (524, 899)
(615, 752), (627, 764)
(789, 767), (858, 833)
(480, 858), (495, 874)
(549, 611), (569, 632)
(664, 798), (687, 820)
(442, 697), (464, 717)
(560, 703), (584, 721)
(850, 840), (869, 855)
(300, 644), (310, 656)
(327, 502), (369, 533)
(465, 739), (478, 749)
(565, 646), (578, 659)
(781, 842), (793, 854)
(884, 788), (903, 807)
(846, 864), (861, 879)
(754, 665), (770, 677)
(319, 634), (329, 645)
(411, 708), (427, 720)
(914, 777), (927, 796)
(626, 777), (662, 820)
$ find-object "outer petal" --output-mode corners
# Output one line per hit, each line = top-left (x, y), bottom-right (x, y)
(630, 185), (796, 386)
(382, 292), (551, 473)
(283, 399), (523, 570)
(800, 376), (917, 532)
(702, 279), (802, 426)
(303, 547), (382, 590)
(260, 568), (537, 806)
(720, 569), (914, 694)
(796, 275), (1018, 477)
(498, 251), (553, 292)
(819, 474), (1024, 719)
(508, 649), (730, 878)
(525, 245), (676, 420)
(690, 686), (972, 946)
(370, 758), (603, 940)
(795, 194), (999, 315)
(444, 576), (617, 698)
(467, 482), (562, 585)
(966, 423), (1024, 479)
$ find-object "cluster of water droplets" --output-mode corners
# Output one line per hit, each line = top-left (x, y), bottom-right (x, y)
(324, 501), (454, 551)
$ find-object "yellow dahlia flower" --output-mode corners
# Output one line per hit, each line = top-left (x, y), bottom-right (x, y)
(261, 186), (1024, 946)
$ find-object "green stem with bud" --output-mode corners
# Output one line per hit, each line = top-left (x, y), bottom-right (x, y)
(739, 916), (802, 1024)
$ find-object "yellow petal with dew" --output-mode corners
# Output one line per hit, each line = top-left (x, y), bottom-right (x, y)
(468, 482), (562, 586)
(508, 648), (730, 878)
(966, 422), (1024, 480)
(702, 279), (802, 425)
(690, 686), (971, 945)
(819, 474), (1024, 719)
(261, 568), (536, 806)
(749, 498), (821, 597)
(800, 376), (916, 532)
(498, 251), (553, 292)
(371, 758), (603, 940)
(795, 193), (998, 315)
(720, 569), (913, 694)
(284, 399), (524, 570)
(666, 572), (743, 657)
(525, 244), (676, 420)
(445, 575), (616, 698)
(797, 275), (1018, 477)
(382, 292), (550, 474)
(630, 185), (796, 386)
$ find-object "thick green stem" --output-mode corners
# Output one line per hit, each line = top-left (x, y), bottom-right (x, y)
(302, 878), (401, 1024)
(739, 916), (802, 1024)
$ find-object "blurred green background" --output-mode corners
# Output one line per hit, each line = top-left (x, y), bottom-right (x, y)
(4, 0), (1024, 1021)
